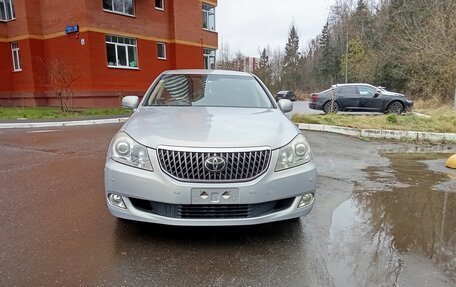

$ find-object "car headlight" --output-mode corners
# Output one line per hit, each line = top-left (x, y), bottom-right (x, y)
(275, 134), (312, 171)
(108, 132), (153, 171)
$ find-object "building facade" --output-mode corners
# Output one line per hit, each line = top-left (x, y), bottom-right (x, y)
(0, 0), (218, 107)
(223, 56), (259, 74)
(243, 57), (259, 73)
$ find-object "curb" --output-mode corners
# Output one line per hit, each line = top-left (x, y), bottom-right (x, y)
(1, 117), (455, 144)
(0, 117), (129, 129)
(298, 123), (456, 143)
(411, 111), (431, 119)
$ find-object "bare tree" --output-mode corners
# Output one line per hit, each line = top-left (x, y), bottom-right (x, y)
(270, 47), (284, 90)
(39, 58), (80, 112)
(392, 0), (456, 101)
(217, 40), (235, 70)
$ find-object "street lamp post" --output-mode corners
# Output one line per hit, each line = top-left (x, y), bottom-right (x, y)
(453, 85), (456, 108)
(345, 31), (349, 84)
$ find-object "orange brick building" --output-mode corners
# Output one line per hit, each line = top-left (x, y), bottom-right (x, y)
(0, 0), (218, 107)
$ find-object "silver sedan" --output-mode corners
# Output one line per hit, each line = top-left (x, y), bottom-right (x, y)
(104, 70), (317, 226)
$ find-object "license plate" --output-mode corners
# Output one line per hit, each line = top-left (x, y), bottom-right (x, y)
(191, 188), (240, 205)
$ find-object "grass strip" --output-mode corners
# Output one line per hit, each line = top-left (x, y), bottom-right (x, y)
(292, 107), (456, 134)
(0, 107), (132, 120)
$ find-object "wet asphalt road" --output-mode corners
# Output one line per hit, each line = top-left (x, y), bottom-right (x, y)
(0, 125), (455, 287)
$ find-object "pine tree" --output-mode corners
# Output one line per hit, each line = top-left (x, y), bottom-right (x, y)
(352, 0), (374, 46)
(255, 48), (272, 88)
(318, 21), (335, 85)
(282, 25), (300, 90)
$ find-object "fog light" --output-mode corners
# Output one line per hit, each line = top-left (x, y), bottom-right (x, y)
(298, 193), (314, 208)
(108, 193), (126, 209)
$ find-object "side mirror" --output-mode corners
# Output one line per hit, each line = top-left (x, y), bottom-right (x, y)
(278, 99), (293, 113)
(122, 95), (139, 110)
(374, 90), (382, 98)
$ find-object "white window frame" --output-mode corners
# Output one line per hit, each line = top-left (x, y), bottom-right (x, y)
(106, 35), (139, 69)
(155, 0), (164, 11)
(11, 42), (21, 72)
(202, 3), (216, 32)
(157, 42), (167, 60)
(0, 0), (16, 22)
(103, 0), (135, 17)
(203, 48), (216, 70)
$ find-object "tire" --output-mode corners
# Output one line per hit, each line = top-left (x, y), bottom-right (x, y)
(386, 101), (404, 115)
(323, 101), (339, 114)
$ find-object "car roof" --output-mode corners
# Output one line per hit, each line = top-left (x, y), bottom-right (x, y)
(317, 83), (382, 94)
(162, 69), (252, 77)
(277, 90), (290, 94)
(333, 83), (376, 88)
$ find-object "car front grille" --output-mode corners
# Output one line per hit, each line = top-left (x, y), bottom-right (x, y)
(129, 198), (295, 219)
(156, 147), (271, 182)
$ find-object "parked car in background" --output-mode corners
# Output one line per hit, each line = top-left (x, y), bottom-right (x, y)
(104, 70), (317, 226)
(309, 83), (413, 114)
(276, 90), (297, 101)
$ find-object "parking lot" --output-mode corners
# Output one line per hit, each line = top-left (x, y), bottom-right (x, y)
(0, 124), (455, 286)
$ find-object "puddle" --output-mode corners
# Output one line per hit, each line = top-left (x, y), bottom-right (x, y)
(328, 153), (456, 286)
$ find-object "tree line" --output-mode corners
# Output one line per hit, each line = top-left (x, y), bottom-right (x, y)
(218, 0), (456, 102)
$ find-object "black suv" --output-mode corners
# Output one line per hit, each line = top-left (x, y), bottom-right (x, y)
(309, 84), (413, 114)
(275, 90), (297, 101)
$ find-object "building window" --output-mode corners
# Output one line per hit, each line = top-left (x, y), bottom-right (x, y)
(11, 42), (21, 72)
(106, 35), (138, 68)
(204, 48), (216, 69)
(0, 0), (15, 21)
(202, 3), (215, 31)
(155, 0), (164, 10)
(157, 42), (166, 59)
(103, 0), (134, 16)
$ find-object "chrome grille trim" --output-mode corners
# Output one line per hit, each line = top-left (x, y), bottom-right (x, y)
(156, 147), (271, 182)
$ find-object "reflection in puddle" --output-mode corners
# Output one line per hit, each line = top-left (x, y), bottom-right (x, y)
(328, 153), (456, 286)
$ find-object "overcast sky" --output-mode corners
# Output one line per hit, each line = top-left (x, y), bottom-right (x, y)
(216, 0), (333, 57)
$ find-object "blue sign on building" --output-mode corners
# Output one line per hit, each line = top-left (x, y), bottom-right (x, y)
(65, 25), (79, 34)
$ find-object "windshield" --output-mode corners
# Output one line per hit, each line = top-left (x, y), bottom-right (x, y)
(144, 74), (274, 108)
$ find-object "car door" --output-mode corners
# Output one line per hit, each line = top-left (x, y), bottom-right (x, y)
(358, 86), (383, 111)
(337, 86), (360, 109)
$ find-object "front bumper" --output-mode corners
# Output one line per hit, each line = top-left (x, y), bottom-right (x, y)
(104, 149), (317, 226)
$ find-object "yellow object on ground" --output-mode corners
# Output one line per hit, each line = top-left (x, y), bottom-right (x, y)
(446, 154), (456, 169)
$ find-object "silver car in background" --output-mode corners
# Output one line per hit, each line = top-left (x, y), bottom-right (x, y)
(104, 70), (317, 226)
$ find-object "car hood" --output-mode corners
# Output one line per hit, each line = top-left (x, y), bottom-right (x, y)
(381, 90), (405, 97)
(124, 107), (299, 149)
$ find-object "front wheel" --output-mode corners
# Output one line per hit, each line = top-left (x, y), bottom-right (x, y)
(323, 101), (339, 114)
(386, 101), (404, 115)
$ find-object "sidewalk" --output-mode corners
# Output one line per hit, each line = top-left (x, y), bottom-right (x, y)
(0, 115), (129, 129)
(298, 123), (456, 143)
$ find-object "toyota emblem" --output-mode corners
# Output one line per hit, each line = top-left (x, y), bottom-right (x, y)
(204, 156), (226, 172)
